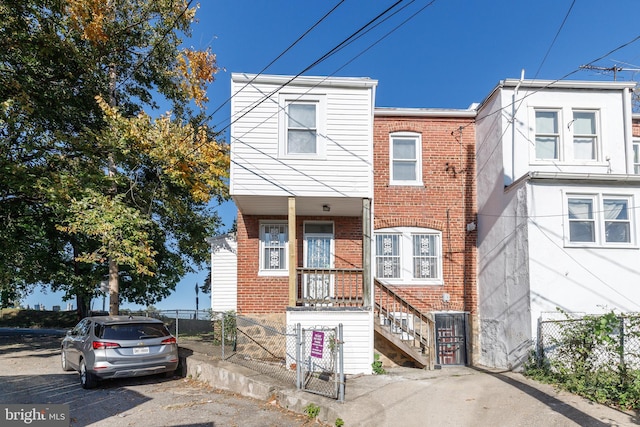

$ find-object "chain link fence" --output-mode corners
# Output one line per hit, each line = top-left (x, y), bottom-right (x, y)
(538, 314), (640, 371)
(127, 309), (344, 400)
(297, 324), (344, 400)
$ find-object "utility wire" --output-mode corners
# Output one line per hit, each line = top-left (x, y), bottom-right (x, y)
(216, 0), (406, 136)
(533, 0), (576, 79)
(206, 0), (347, 121)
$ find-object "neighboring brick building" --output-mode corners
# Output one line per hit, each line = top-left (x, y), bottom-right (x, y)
(373, 109), (478, 366)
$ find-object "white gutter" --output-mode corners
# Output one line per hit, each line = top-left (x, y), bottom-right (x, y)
(231, 73), (378, 89)
(500, 79), (636, 91)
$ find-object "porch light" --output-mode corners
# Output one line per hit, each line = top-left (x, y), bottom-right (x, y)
(323, 204), (330, 212)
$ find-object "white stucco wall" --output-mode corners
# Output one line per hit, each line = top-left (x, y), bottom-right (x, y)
(527, 182), (640, 327)
(476, 79), (640, 370)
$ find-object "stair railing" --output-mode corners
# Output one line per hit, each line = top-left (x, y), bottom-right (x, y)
(374, 279), (435, 369)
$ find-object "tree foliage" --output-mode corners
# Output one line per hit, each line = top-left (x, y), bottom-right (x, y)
(0, 0), (229, 311)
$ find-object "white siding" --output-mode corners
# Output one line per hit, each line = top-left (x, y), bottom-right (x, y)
(230, 74), (376, 199)
(211, 238), (237, 313)
(286, 309), (374, 375)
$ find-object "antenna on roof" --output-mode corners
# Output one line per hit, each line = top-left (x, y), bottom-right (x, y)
(579, 64), (640, 81)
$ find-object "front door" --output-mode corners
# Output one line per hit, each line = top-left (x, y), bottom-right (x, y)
(303, 222), (334, 304)
(435, 313), (467, 365)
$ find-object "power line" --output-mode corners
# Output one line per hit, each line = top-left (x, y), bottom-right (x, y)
(533, 0), (575, 79)
(206, 0), (347, 121)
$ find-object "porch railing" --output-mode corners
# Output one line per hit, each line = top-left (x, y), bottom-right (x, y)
(296, 268), (364, 307)
(374, 279), (435, 369)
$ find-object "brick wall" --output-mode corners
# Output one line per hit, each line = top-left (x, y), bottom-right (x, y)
(633, 117), (640, 137)
(373, 115), (477, 314)
(236, 212), (362, 314)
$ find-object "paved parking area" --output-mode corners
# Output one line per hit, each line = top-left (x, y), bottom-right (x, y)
(0, 332), (321, 426)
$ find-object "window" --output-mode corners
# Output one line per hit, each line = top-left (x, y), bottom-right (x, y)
(375, 234), (401, 278)
(603, 198), (631, 243)
(533, 108), (601, 162)
(259, 222), (288, 273)
(567, 195), (632, 245)
(568, 197), (595, 242)
(535, 110), (560, 160)
(279, 94), (326, 158)
(572, 111), (597, 160)
(390, 132), (422, 185)
(375, 228), (442, 283)
(287, 102), (317, 154)
(413, 234), (439, 279)
(633, 140), (640, 174)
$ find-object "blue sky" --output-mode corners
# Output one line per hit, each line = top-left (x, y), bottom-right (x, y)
(24, 0), (640, 311)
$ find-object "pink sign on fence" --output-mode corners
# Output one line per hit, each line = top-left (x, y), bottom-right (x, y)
(310, 331), (324, 358)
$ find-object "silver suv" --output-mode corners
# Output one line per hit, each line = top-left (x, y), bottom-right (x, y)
(61, 316), (179, 389)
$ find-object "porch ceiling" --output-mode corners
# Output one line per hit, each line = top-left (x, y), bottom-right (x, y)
(232, 195), (365, 217)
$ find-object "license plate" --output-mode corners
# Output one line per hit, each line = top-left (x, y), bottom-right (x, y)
(133, 347), (149, 355)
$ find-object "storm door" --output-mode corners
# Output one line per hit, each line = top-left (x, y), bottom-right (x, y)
(303, 222), (334, 304)
(435, 313), (467, 365)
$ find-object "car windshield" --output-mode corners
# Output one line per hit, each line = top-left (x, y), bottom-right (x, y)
(100, 323), (170, 340)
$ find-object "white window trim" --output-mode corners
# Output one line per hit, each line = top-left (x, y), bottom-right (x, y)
(530, 107), (604, 165)
(374, 226), (443, 285)
(564, 193), (636, 248)
(633, 139), (640, 174)
(533, 108), (562, 162)
(570, 109), (601, 162)
(258, 221), (289, 276)
(278, 93), (326, 159)
(389, 132), (423, 186)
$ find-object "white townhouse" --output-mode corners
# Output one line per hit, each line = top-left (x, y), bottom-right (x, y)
(475, 78), (640, 369)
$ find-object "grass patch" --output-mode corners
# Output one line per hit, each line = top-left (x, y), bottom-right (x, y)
(0, 308), (78, 329)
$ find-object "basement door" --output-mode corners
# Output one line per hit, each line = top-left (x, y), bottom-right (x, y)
(303, 222), (334, 303)
(435, 313), (467, 365)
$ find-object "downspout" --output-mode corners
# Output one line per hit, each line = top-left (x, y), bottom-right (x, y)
(511, 70), (525, 185)
(623, 87), (632, 173)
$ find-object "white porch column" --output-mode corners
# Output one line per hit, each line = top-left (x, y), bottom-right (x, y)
(288, 197), (297, 307)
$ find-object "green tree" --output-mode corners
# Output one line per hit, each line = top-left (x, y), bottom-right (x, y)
(0, 0), (229, 316)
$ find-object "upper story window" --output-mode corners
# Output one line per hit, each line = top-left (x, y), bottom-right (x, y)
(533, 108), (600, 163)
(535, 110), (560, 160)
(571, 111), (597, 160)
(633, 140), (640, 174)
(375, 227), (442, 284)
(389, 132), (422, 185)
(259, 222), (288, 274)
(279, 94), (326, 159)
(287, 103), (317, 154)
(566, 194), (633, 246)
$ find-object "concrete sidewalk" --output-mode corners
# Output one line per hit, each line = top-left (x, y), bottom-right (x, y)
(178, 343), (638, 427)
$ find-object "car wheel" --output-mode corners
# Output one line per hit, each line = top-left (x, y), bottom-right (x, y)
(80, 359), (98, 389)
(61, 349), (73, 372)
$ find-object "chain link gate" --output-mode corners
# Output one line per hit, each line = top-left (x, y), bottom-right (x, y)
(296, 324), (344, 401)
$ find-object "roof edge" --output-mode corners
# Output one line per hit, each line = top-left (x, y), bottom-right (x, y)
(231, 73), (378, 89)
